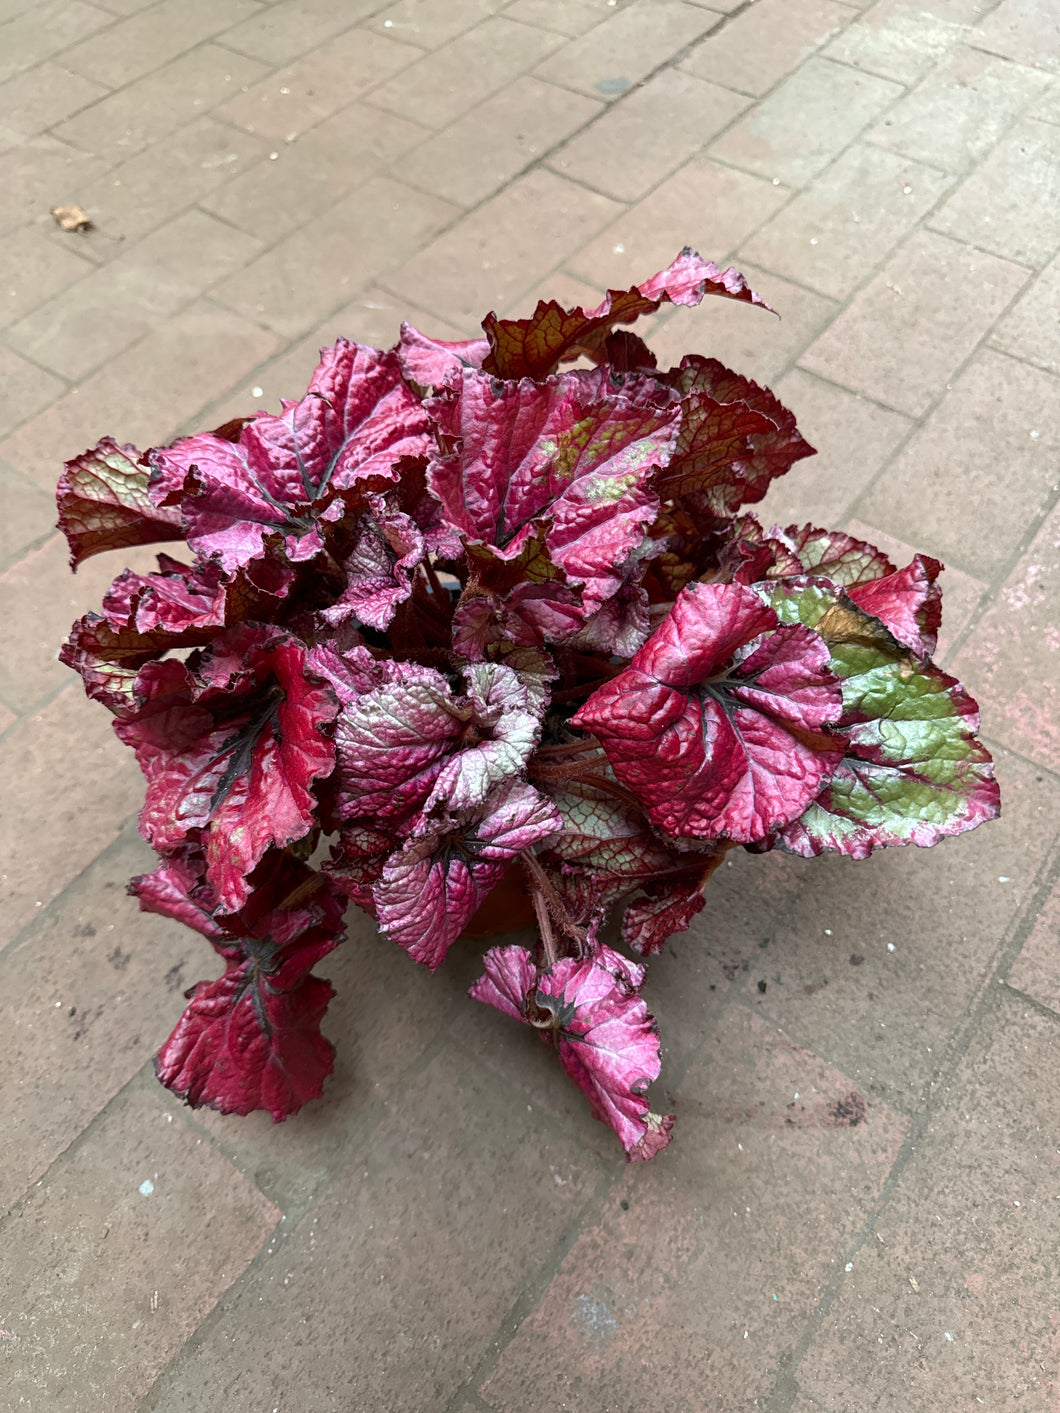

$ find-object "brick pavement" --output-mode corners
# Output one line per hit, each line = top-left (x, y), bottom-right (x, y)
(1, 0), (1058, 1407)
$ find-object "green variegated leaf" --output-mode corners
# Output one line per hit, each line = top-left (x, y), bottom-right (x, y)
(760, 578), (1000, 857)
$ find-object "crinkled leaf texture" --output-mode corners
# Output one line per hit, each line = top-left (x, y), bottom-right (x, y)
(573, 581), (844, 843)
(57, 437), (185, 569)
(132, 852), (345, 1120)
(116, 625), (338, 911)
(334, 658), (545, 824)
(762, 578), (999, 857)
(148, 340), (432, 572)
(428, 365), (680, 619)
(469, 943), (673, 1159)
(482, 248), (771, 381)
(373, 780), (562, 970)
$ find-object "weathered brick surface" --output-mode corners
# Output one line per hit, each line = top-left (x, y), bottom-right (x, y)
(567, 155), (788, 292)
(0, 1083), (280, 1412)
(1, 300), (280, 488)
(867, 44), (1052, 171)
(950, 497), (1060, 769)
(533, 0), (722, 98)
(217, 27), (422, 140)
(213, 176), (459, 337)
(0, 459), (54, 572)
(7, 208), (264, 380)
(797, 997), (1060, 1411)
(740, 143), (953, 299)
(50, 44), (269, 157)
(0, 60), (109, 142)
(71, 117), (271, 244)
(822, 0), (979, 84)
(0, 688), (143, 944)
(382, 168), (622, 326)
(482, 1005), (909, 1413)
(680, 0), (851, 96)
(756, 367), (913, 527)
(1, 4), (1058, 1407)
(971, 0), (1060, 72)
(0, 344), (66, 439)
(729, 747), (1058, 1114)
(990, 250), (1060, 373)
(364, 0), (508, 49)
(928, 117), (1060, 267)
(142, 1046), (602, 1412)
(218, 0), (377, 64)
(0, 222), (95, 331)
(547, 67), (747, 201)
(365, 16), (562, 129)
(0, 0), (111, 85)
(0, 134), (109, 237)
(398, 74), (602, 207)
(59, 0), (264, 89)
(856, 349), (1060, 577)
(1007, 872), (1060, 1013)
(800, 230), (1029, 417)
(201, 101), (428, 239)
(710, 57), (903, 185)
(0, 828), (199, 1215)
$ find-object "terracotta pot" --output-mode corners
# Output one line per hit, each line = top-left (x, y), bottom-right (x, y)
(461, 862), (535, 938)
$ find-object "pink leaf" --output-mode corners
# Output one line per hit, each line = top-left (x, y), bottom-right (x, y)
(148, 341), (432, 572)
(373, 781), (562, 969)
(428, 366), (679, 615)
(573, 581), (844, 843)
(397, 321), (489, 387)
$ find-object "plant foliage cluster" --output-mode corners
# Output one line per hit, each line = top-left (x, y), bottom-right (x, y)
(58, 252), (999, 1158)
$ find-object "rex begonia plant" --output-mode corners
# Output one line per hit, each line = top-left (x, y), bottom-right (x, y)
(57, 250), (999, 1160)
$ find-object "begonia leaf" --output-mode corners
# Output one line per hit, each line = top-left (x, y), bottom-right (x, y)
(397, 321), (489, 387)
(763, 579), (999, 857)
(325, 823), (401, 915)
(148, 341), (432, 572)
(470, 942), (672, 1157)
(573, 581), (844, 844)
(482, 249), (771, 381)
(428, 366), (679, 615)
(773, 524), (895, 586)
(57, 437), (185, 569)
(374, 780), (562, 969)
(115, 625), (338, 910)
(426, 661), (545, 812)
(538, 951), (669, 1155)
(333, 660), (464, 824)
(620, 855), (725, 955)
(133, 849), (346, 1120)
(317, 495), (424, 632)
(129, 846), (227, 940)
(846, 553), (943, 658)
(661, 357), (815, 513)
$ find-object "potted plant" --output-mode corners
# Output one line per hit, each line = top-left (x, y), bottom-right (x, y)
(57, 251), (999, 1159)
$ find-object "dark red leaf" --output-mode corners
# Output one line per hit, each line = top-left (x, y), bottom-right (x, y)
(115, 625), (338, 911)
(57, 437), (184, 570)
(482, 249), (772, 380)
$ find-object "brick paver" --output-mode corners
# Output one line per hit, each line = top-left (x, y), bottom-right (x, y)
(1, 1), (1058, 1409)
